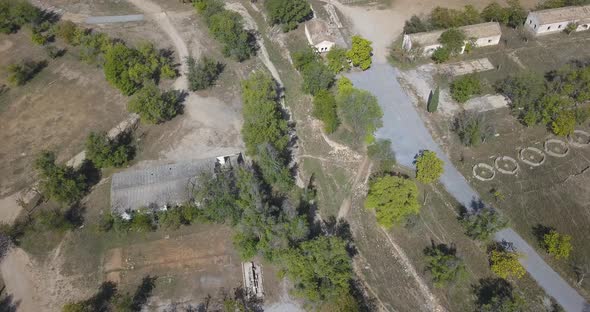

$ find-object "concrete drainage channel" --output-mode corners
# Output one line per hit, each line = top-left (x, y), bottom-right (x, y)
(473, 134), (589, 181)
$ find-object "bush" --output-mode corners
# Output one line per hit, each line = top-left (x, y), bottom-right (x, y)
(129, 210), (155, 233)
(364, 175), (420, 228)
(35, 151), (87, 205)
(326, 47), (350, 74)
(128, 82), (183, 124)
(0, 0), (42, 34)
(45, 45), (65, 59)
(7, 59), (46, 86)
(403, 15), (430, 34)
(312, 90), (339, 133)
(453, 111), (495, 146)
(282, 236), (352, 301)
(241, 71), (289, 157)
(31, 30), (49, 45)
(424, 243), (466, 287)
(551, 110), (576, 136)
(450, 74), (481, 103)
(439, 28), (466, 55)
(192, 169), (240, 224)
(430, 5), (481, 29)
(431, 47), (450, 63)
(346, 36), (372, 70)
(481, 0), (526, 28)
(489, 249), (526, 279)
(414, 150), (444, 184)
(460, 207), (507, 241)
(474, 278), (526, 312)
(427, 87), (439, 112)
(542, 230), (572, 259)
(265, 0), (312, 32)
(85, 132), (134, 168)
(186, 55), (224, 91)
(367, 139), (396, 173)
(292, 48), (335, 95)
(54, 20), (78, 44)
(256, 144), (293, 193)
(336, 78), (383, 145)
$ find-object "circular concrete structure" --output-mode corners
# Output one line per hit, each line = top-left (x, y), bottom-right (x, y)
(568, 130), (590, 148)
(473, 163), (496, 181)
(494, 156), (519, 175)
(519, 147), (546, 167)
(544, 139), (570, 157)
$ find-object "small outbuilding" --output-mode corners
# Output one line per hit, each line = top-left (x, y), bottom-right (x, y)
(304, 19), (336, 53)
(402, 22), (502, 56)
(524, 5), (590, 36)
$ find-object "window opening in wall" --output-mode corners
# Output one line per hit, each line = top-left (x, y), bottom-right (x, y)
(488, 39), (492, 43)
(548, 26), (551, 30)
(558, 24), (562, 28)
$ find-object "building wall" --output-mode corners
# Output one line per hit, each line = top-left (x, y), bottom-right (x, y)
(315, 41), (335, 53)
(525, 13), (590, 35)
(304, 24), (314, 46)
(422, 44), (443, 56)
(474, 35), (501, 47)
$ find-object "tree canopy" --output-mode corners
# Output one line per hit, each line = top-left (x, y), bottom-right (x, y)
(415, 150), (444, 184)
(346, 36), (373, 70)
(451, 74), (482, 103)
(336, 78), (383, 145)
(265, 0), (312, 32)
(424, 243), (466, 287)
(474, 278), (526, 312)
(85, 132), (134, 168)
(35, 151), (87, 205)
(282, 236), (352, 301)
(326, 47), (350, 74)
(313, 90), (339, 133)
(128, 82), (183, 124)
(543, 230), (573, 260)
(460, 207), (507, 241)
(364, 175), (420, 228)
(186, 55), (224, 91)
(0, 0), (42, 34)
(489, 250), (526, 279)
(367, 139), (396, 173)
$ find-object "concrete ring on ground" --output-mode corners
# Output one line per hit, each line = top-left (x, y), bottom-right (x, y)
(494, 156), (519, 175)
(544, 139), (570, 157)
(568, 130), (590, 147)
(473, 163), (496, 181)
(519, 147), (546, 166)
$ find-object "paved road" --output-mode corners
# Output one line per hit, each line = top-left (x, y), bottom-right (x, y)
(346, 63), (589, 312)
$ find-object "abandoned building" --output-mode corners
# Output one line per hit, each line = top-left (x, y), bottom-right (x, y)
(402, 22), (502, 56)
(110, 153), (242, 215)
(524, 5), (590, 36)
(304, 18), (337, 53)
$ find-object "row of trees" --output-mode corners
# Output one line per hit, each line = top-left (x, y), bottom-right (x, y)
(0, 0), (44, 34)
(193, 0), (257, 61)
(497, 64), (590, 135)
(403, 1), (527, 34)
(265, 0), (312, 32)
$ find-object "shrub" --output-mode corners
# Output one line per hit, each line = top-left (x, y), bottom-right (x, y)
(474, 278), (526, 312)
(365, 175), (420, 228)
(192, 170), (240, 224)
(256, 143), (293, 193)
(35, 151), (87, 205)
(312, 90), (339, 133)
(7, 59), (46, 86)
(414, 150), (444, 184)
(129, 210), (155, 232)
(367, 139), (396, 173)
(54, 20), (79, 44)
(542, 230), (572, 259)
(45, 45), (65, 59)
(346, 35), (373, 70)
(427, 87), (439, 112)
(128, 82), (183, 124)
(453, 111), (495, 146)
(489, 250), (526, 279)
(431, 47), (450, 63)
(403, 15), (430, 34)
(186, 55), (224, 91)
(450, 74), (481, 103)
(302, 63), (336, 95)
(265, 0), (312, 32)
(460, 207), (507, 241)
(424, 243), (466, 287)
(336, 79), (383, 145)
(439, 28), (466, 55)
(551, 110), (576, 136)
(564, 22), (578, 34)
(0, 0), (42, 34)
(326, 47), (350, 74)
(31, 30), (49, 45)
(85, 132), (134, 168)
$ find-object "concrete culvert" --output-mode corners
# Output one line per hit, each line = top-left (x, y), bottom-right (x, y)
(544, 139), (569, 157)
(519, 147), (546, 166)
(568, 130), (590, 147)
(473, 163), (496, 181)
(494, 156), (519, 175)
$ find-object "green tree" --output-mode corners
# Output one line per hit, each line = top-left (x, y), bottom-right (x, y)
(505, 0), (527, 28)
(551, 110), (576, 136)
(427, 87), (440, 112)
(62, 302), (89, 312)
(7, 59), (46, 86)
(490, 250), (526, 279)
(128, 82), (183, 124)
(439, 28), (466, 55)
(481, 2), (510, 24)
(431, 47), (450, 63)
(543, 230), (573, 259)
(454, 111), (495, 146)
(424, 243), (466, 287)
(415, 150), (444, 184)
(346, 36), (373, 70)
(256, 143), (293, 193)
(475, 278), (526, 312)
(367, 139), (396, 173)
(241, 71), (290, 156)
(35, 151), (87, 205)
(186, 55), (224, 91)
(336, 82), (383, 145)
(85, 132), (134, 168)
(282, 236), (352, 301)
(265, 0), (312, 32)
(205, 9), (257, 61)
(192, 170), (240, 224)
(403, 15), (430, 34)
(313, 90), (339, 133)
(365, 175), (420, 228)
(451, 74), (481, 103)
(0, 0), (42, 34)
(302, 63), (336, 95)
(129, 211), (155, 233)
(326, 47), (350, 74)
(460, 207), (507, 241)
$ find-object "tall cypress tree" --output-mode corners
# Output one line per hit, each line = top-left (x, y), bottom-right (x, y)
(427, 86), (440, 113)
